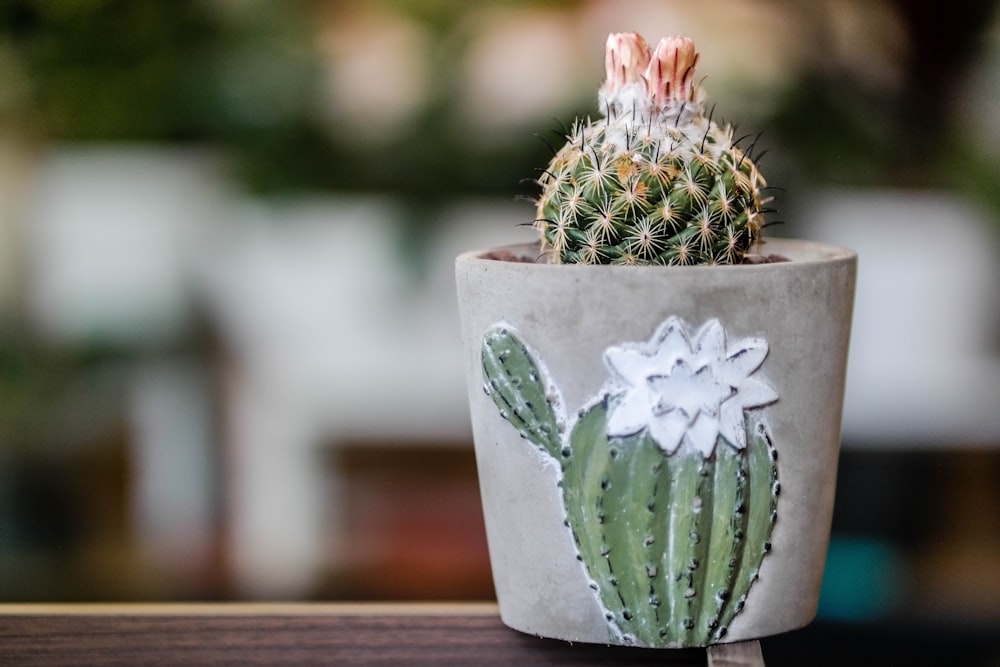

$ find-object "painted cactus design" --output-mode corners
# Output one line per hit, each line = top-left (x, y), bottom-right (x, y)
(481, 317), (780, 647)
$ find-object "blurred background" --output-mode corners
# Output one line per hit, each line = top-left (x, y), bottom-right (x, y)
(1, 0), (999, 661)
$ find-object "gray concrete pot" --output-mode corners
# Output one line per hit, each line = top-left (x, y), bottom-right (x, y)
(455, 238), (857, 648)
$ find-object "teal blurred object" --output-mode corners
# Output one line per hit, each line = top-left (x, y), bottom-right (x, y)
(817, 536), (905, 621)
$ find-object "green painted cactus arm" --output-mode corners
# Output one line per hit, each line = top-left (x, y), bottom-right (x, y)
(481, 325), (563, 458)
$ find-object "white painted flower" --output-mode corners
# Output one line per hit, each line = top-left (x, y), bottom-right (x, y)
(604, 317), (777, 458)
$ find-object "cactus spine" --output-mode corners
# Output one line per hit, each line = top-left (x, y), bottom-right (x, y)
(482, 323), (778, 647)
(534, 33), (770, 265)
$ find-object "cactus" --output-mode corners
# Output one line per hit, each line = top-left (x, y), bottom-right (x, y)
(482, 319), (779, 647)
(533, 33), (770, 265)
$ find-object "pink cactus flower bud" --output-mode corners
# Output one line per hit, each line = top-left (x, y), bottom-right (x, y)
(603, 32), (651, 95)
(645, 36), (700, 108)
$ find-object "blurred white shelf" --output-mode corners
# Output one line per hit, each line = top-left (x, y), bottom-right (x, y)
(195, 195), (536, 596)
(18, 146), (226, 347)
(791, 188), (1000, 449)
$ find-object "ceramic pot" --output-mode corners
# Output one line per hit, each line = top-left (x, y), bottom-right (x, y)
(455, 238), (857, 648)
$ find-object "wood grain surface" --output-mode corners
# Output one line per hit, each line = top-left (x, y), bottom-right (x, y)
(0, 603), (731, 666)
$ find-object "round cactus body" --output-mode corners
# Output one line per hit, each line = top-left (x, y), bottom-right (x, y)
(534, 34), (769, 265)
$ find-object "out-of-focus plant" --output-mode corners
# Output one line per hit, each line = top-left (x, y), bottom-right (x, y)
(762, 1), (1000, 206)
(0, 0), (327, 190)
(2, 0), (228, 141)
(0, 0), (580, 200)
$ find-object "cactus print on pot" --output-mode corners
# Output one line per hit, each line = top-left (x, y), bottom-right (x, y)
(481, 316), (780, 648)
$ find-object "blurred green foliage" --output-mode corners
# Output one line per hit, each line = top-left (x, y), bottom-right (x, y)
(762, 2), (1000, 197)
(2, 0), (999, 214)
(3, 0), (229, 140)
(0, 0), (562, 201)
(1, 0), (321, 140)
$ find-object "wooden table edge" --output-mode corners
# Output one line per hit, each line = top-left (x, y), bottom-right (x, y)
(0, 602), (762, 665)
(0, 601), (502, 617)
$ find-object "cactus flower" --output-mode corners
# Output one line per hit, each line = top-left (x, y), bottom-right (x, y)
(645, 35), (700, 108)
(599, 34), (701, 118)
(602, 32), (651, 96)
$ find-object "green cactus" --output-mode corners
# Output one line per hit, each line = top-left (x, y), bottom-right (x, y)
(482, 323), (778, 647)
(533, 33), (770, 265)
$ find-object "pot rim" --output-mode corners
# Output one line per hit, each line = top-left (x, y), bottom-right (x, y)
(456, 237), (856, 272)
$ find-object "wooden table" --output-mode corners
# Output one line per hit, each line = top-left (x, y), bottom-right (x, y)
(0, 603), (764, 666)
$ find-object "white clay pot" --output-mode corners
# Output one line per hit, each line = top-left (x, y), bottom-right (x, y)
(455, 238), (857, 648)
